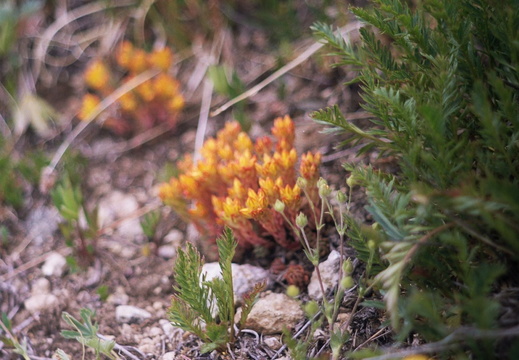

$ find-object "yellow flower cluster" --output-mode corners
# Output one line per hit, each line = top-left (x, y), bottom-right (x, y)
(159, 116), (322, 249)
(78, 41), (184, 135)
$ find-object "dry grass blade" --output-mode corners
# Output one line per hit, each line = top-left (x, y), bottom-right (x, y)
(32, 0), (136, 81)
(193, 30), (227, 161)
(210, 22), (361, 117)
(0, 247), (72, 282)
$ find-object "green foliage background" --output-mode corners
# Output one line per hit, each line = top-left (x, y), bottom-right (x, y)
(313, 0), (519, 357)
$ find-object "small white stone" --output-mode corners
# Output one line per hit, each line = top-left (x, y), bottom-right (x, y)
(153, 301), (164, 310)
(107, 287), (129, 305)
(115, 305), (152, 324)
(263, 336), (282, 350)
(97, 191), (143, 238)
(24, 294), (59, 314)
(149, 327), (162, 337)
(202, 263), (270, 303)
(138, 338), (155, 354)
(41, 252), (67, 277)
(159, 319), (184, 343)
(160, 352), (176, 360)
(31, 278), (51, 295)
(163, 229), (183, 245)
(159, 320), (174, 336)
(120, 323), (133, 341)
(157, 245), (176, 259)
(308, 250), (342, 300)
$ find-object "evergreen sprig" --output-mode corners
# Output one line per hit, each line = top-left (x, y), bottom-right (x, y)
(169, 228), (264, 353)
(313, 0), (519, 356)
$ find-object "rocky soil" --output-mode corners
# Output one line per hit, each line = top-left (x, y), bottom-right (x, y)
(0, 2), (392, 359)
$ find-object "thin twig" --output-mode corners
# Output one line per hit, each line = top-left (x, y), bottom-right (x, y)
(96, 202), (161, 236)
(210, 22), (361, 117)
(455, 219), (515, 256)
(401, 222), (455, 267)
(364, 325), (519, 360)
(0, 247), (71, 282)
(32, 0), (136, 81)
(109, 121), (177, 156)
(193, 30), (226, 162)
(352, 326), (391, 351)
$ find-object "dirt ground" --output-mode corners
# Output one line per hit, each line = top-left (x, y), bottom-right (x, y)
(0, 2), (396, 359)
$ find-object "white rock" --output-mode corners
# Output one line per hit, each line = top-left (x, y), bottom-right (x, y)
(245, 293), (304, 334)
(115, 305), (152, 324)
(308, 250), (341, 300)
(24, 206), (60, 245)
(160, 352), (176, 360)
(157, 245), (176, 259)
(153, 301), (164, 310)
(97, 191), (143, 237)
(24, 294), (59, 314)
(42, 252), (67, 277)
(159, 320), (185, 347)
(120, 323), (133, 342)
(107, 286), (129, 305)
(31, 278), (51, 295)
(202, 263), (270, 303)
(149, 326), (162, 337)
(263, 335), (282, 350)
(163, 229), (183, 245)
(138, 338), (155, 354)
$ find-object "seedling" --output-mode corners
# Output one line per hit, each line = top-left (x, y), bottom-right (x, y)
(169, 228), (265, 353)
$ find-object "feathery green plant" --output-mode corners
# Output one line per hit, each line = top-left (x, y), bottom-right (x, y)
(312, 0), (519, 357)
(61, 308), (117, 360)
(169, 228), (265, 354)
(52, 175), (99, 269)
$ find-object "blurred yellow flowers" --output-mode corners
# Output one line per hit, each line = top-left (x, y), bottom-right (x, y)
(79, 41), (184, 135)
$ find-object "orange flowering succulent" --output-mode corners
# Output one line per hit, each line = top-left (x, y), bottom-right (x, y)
(159, 116), (322, 249)
(78, 41), (184, 135)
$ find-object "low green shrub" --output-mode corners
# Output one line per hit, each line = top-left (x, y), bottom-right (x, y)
(313, 0), (519, 357)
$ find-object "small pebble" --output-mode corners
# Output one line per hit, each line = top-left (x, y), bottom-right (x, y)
(41, 252), (67, 277)
(31, 278), (51, 295)
(149, 327), (162, 337)
(24, 294), (59, 314)
(157, 245), (176, 259)
(138, 338), (155, 354)
(263, 336), (282, 350)
(115, 305), (151, 324)
(161, 352), (176, 360)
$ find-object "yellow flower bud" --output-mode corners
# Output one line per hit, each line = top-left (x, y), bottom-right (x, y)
(346, 175), (358, 188)
(296, 177), (308, 189)
(317, 177), (328, 189)
(318, 183), (332, 198)
(295, 212), (308, 228)
(274, 199), (285, 213)
(343, 259), (353, 275)
(304, 301), (319, 317)
(286, 285), (300, 298)
(371, 222), (381, 230)
(336, 190), (347, 203)
(340, 276), (354, 290)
